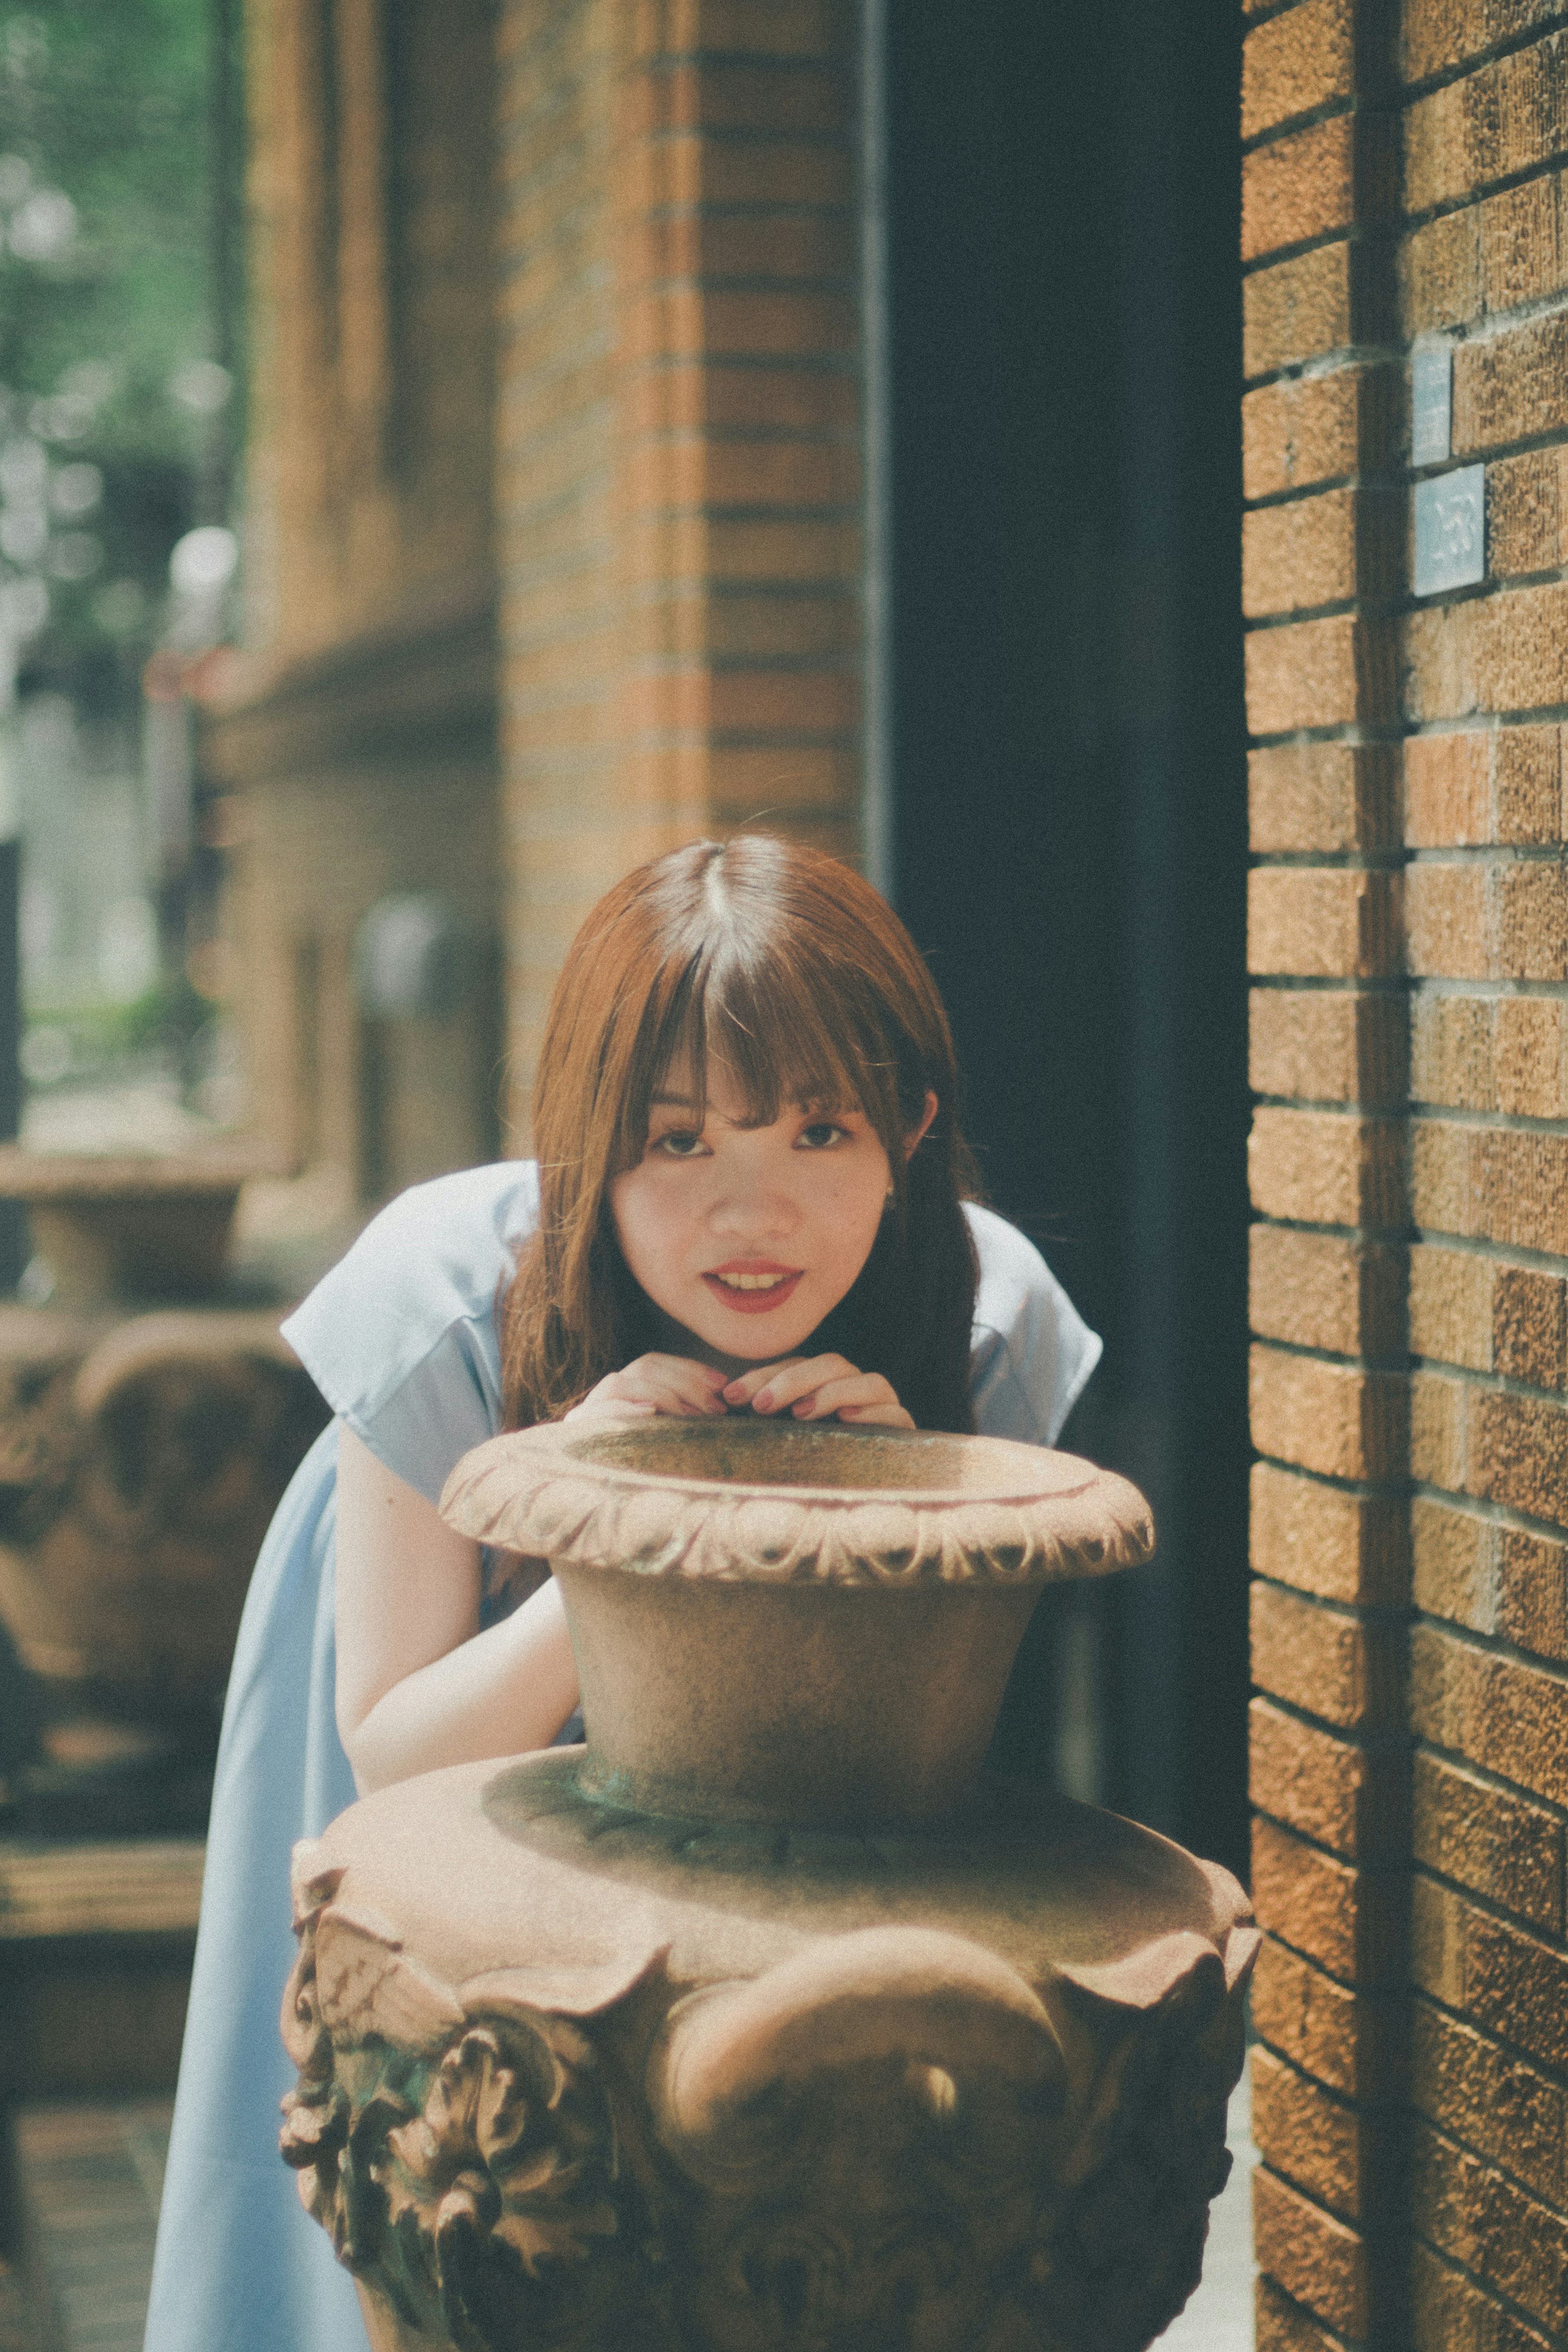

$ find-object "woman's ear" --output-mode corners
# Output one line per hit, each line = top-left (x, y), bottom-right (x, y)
(903, 1090), (940, 1161)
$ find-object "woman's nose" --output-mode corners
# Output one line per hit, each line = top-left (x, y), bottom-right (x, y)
(706, 1154), (798, 1235)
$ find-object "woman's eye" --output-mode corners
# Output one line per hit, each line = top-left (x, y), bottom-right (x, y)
(797, 1122), (846, 1150)
(654, 1129), (707, 1158)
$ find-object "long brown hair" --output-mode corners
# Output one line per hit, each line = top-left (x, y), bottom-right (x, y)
(501, 836), (982, 1431)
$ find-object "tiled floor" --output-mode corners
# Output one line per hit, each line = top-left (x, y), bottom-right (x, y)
(3, 2077), (1255, 2350)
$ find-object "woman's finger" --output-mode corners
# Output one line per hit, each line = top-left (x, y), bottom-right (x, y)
(738, 1356), (854, 1414)
(721, 1358), (803, 1410)
(789, 1372), (898, 1422)
(618, 1356), (728, 1415)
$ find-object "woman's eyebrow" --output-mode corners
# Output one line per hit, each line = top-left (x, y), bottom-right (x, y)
(649, 1092), (698, 1108)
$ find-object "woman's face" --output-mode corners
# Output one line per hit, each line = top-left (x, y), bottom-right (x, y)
(609, 1057), (935, 1370)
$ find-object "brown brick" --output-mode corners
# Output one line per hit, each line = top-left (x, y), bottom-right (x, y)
(1251, 1696), (1409, 1862)
(1412, 1119), (1568, 1257)
(1413, 1362), (1468, 1489)
(1402, 0), (1565, 85)
(1404, 730), (1490, 847)
(1404, 33), (1568, 217)
(1494, 723), (1564, 845)
(1252, 613), (1394, 733)
(1402, 581), (1568, 726)
(1256, 2274), (1353, 2352)
(1458, 313), (1568, 456)
(1498, 860), (1568, 980)
(1242, 0), (1355, 142)
(1414, 1494), (1498, 1633)
(1251, 1224), (1405, 1357)
(1411, 2237), (1559, 2352)
(1412, 1749), (1565, 1933)
(1412, 2118), (1568, 2340)
(1495, 996), (1568, 1121)
(1254, 2060), (1358, 2218)
(1405, 862), (1490, 979)
(1250, 867), (1402, 979)
(1253, 1344), (1408, 1481)
(1243, 115), (1358, 263)
(1253, 1460), (1410, 1606)
(1499, 1523), (1568, 1665)
(1245, 244), (1354, 380)
(1252, 1812), (1405, 1983)
(1413, 1877), (1568, 2077)
(1253, 1933), (1400, 2105)
(1413, 1621), (1568, 1808)
(1250, 741), (1399, 852)
(1241, 366), (1390, 500)
(1414, 1999), (1566, 2214)
(1403, 723), (1566, 849)
(1488, 447), (1568, 577)
(1481, 167), (1568, 316)
(1472, 1387), (1568, 1526)
(1403, 857), (1568, 984)
(1250, 989), (1407, 1106)
(1250, 1106), (1407, 1228)
(1410, 1240), (1494, 1371)
(1494, 1262), (1568, 1389)
(1410, 992), (1496, 1110)
(1243, 488), (1361, 618)
(1400, 203), (1484, 335)
(1252, 1579), (1403, 1730)
(1253, 2161), (1369, 2340)
(1420, 1506), (1568, 1665)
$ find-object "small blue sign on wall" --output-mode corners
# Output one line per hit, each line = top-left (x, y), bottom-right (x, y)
(1413, 464), (1485, 597)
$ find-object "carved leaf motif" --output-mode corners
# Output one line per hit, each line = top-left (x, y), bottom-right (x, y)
(439, 1427), (1157, 1589)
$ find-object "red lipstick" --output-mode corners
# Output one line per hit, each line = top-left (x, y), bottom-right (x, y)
(702, 1261), (804, 1315)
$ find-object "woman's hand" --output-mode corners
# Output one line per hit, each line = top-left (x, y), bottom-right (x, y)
(564, 1354), (730, 1422)
(722, 1356), (914, 1429)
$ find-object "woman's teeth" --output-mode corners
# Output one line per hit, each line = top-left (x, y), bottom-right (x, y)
(714, 1271), (789, 1290)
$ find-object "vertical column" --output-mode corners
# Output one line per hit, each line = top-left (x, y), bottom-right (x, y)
(495, 0), (865, 1131)
(610, 0), (861, 868)
(1396, 4), (1568, 2345)
(1241, 2), (1412, 2346)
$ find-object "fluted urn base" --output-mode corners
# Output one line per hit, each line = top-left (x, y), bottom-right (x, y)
(282, 1749), (1257, 2352)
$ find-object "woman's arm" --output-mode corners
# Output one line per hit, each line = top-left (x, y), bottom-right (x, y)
(334, 1423), (580, 1795)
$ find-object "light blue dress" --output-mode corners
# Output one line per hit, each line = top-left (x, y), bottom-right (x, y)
(143, 1162), (1101, 2352)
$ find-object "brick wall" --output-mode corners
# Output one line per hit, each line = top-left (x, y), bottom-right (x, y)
(492, 0), (863, 1135)
(1244, 1), (1568, 2346)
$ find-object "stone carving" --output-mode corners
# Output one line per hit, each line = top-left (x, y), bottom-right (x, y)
(285, 1420), (1256, 2352)
(0, 1305), (327, 1722)
(441, 1420), (1156, 1587)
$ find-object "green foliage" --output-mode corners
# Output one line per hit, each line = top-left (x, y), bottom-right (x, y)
(0, 1), (222, 669)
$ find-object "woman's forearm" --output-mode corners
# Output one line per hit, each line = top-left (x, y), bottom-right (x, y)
(343, 1575), (580, 1795)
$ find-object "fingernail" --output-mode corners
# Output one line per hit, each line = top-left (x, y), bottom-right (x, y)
(722, 1380), (746, 1400)
(753, 1390), (773, 1412)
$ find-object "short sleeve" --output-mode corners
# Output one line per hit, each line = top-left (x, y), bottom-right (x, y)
(964, 1203), (1102, 1448)
(280, 1162), (540, 1505)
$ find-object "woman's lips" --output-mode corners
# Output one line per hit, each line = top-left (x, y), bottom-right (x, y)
(702, 1265), (804, 1315)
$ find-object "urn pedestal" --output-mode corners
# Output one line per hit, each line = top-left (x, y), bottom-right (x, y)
(283, 1420), (1258, 2352)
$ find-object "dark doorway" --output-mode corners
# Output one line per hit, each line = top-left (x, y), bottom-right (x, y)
(886, 0), (1250, 1876)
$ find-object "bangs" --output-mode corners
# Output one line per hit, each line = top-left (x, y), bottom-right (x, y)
(630, 930), (906, 1150)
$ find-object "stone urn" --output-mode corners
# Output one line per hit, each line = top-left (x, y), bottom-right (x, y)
(0, 1148), (327, 1798)
(0, 1144), (259, 1306)
(282, 1419), (1258, 2352)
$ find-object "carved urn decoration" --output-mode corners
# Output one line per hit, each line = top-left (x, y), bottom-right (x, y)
(282, 1420), (1258, 2352)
